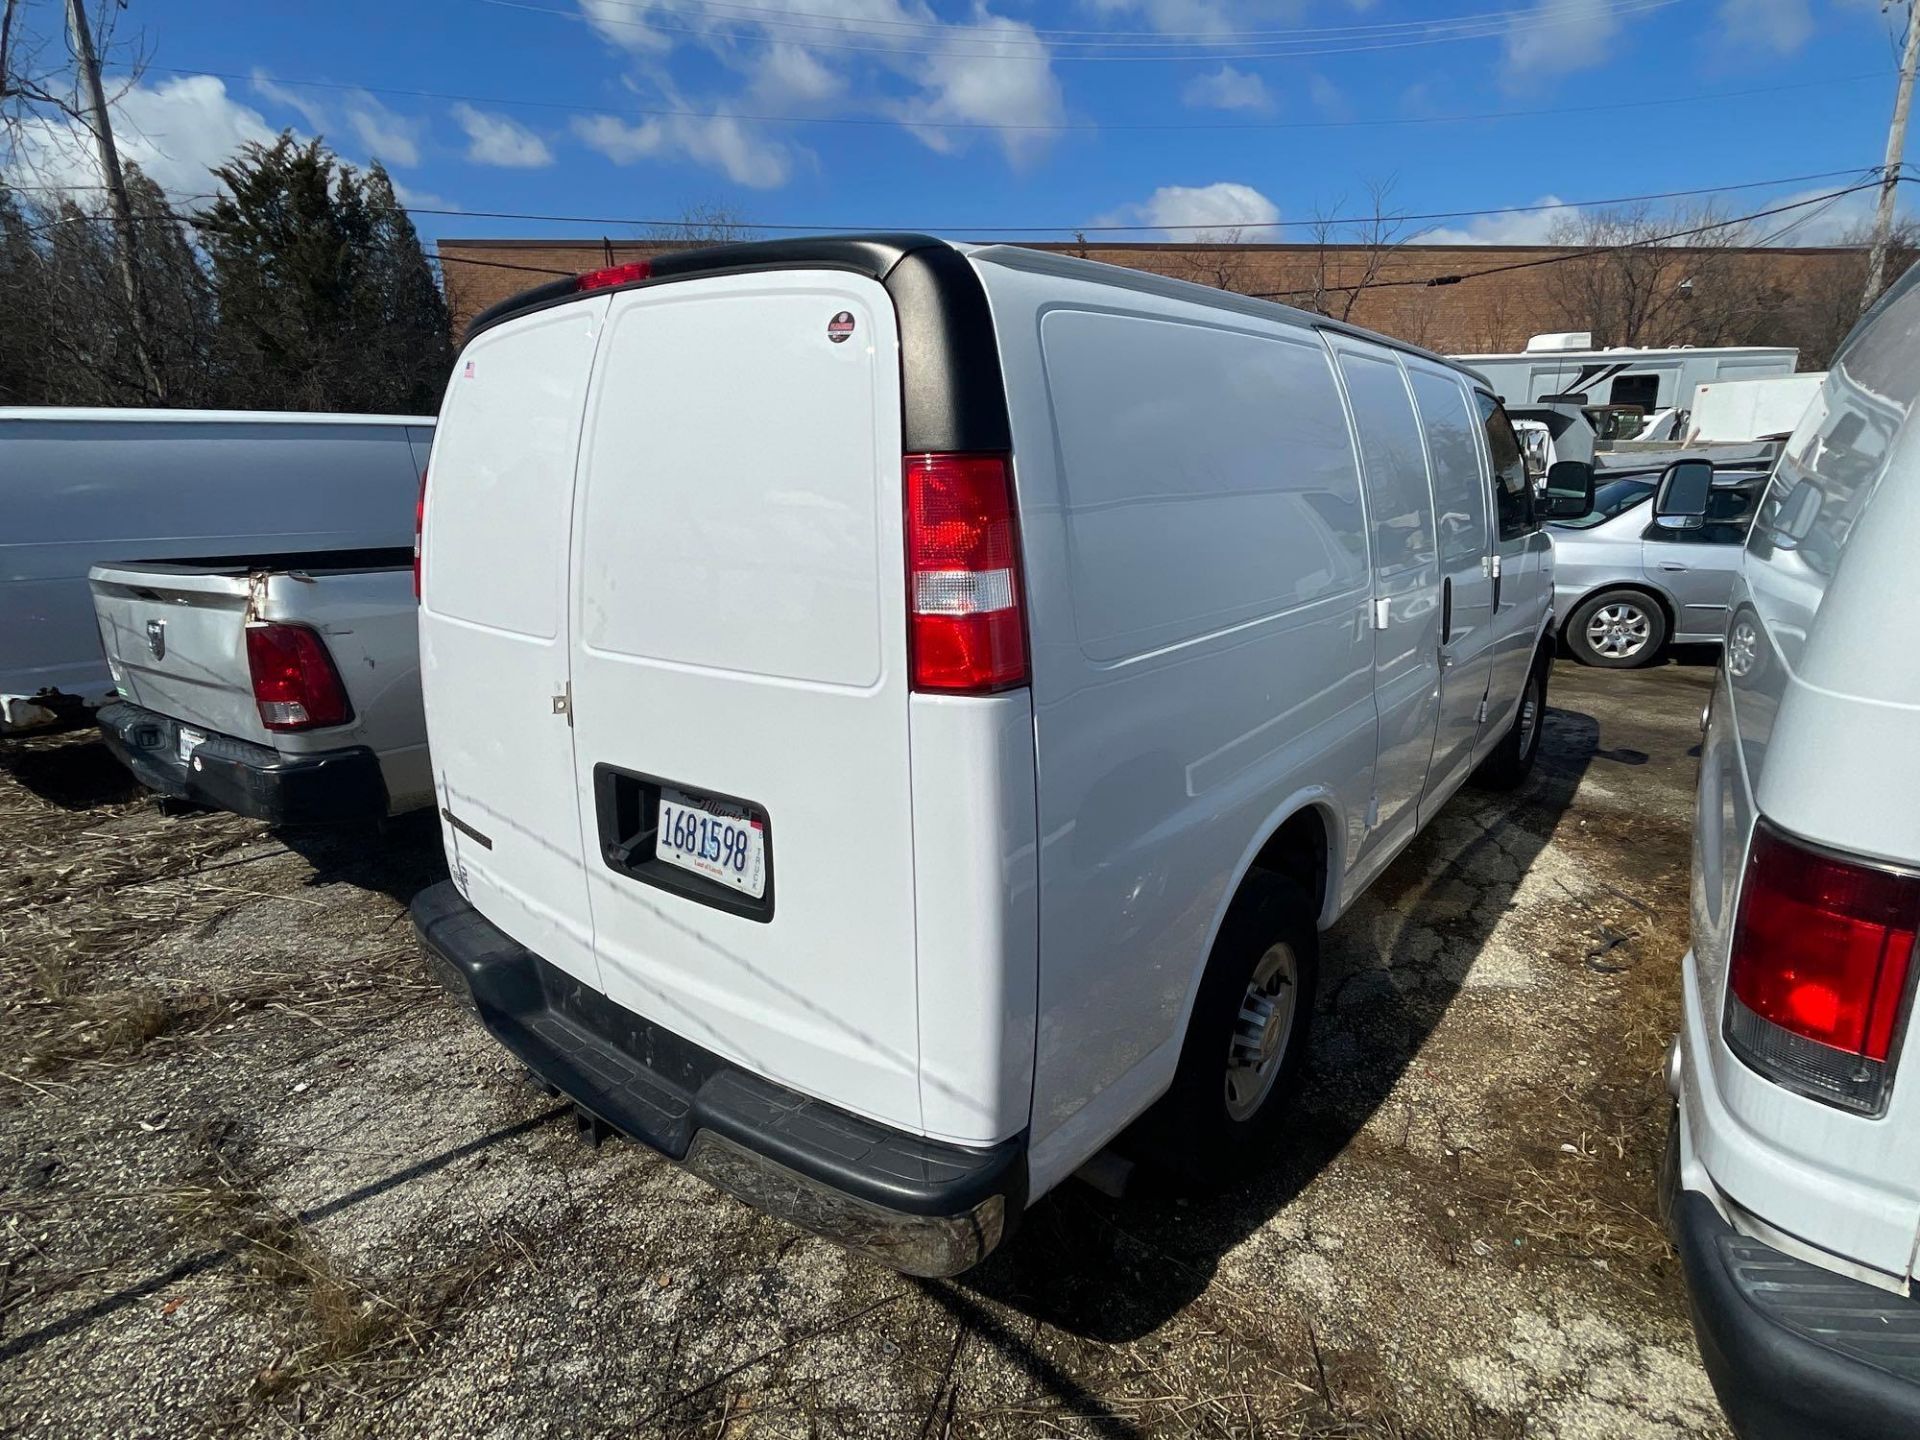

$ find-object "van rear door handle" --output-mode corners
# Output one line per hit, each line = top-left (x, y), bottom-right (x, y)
(1658, 562), (1688, 572)
(1441, 576), (1453, 645)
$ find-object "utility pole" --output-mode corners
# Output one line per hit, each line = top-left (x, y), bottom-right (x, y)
(1864, 0), (1920, 314)
(66, 0), (162, 400)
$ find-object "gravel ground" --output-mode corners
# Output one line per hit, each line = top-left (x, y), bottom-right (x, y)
(0, 657), (1723, 1439)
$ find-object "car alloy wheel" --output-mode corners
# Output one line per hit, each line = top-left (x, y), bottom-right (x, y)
(1587, 601), (1652, 660)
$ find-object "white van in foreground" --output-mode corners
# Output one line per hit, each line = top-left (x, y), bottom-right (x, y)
(0, 408), (432, 733)
(1668, 263), (1920, 1439)
(411, 237), (1590, 1275)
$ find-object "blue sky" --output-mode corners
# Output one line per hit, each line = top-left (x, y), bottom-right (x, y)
(5, 0), (1911, 249)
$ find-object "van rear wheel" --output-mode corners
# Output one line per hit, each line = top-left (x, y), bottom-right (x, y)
(1472, 653), (1549, 791)
(1135, 873), (1318, 1185)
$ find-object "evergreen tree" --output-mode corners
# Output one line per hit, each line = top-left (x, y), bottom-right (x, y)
(201, 133), (450, 413)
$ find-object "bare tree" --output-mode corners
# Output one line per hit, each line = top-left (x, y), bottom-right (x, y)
(1168, 226), (1258, 294)
(1299, 178), (1408, 324)
(1541, 204), (1785, 349)
(1770, 218), (1920, 369)
(642, 203), (758, 247)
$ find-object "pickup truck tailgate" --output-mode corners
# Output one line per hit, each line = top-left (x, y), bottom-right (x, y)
(91, 565), (269, 744)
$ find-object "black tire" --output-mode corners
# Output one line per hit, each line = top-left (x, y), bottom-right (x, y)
(1472, 651), (1549, 791)
(1567, 588), (1668, 668)
(1133, 873), (1319, 1185)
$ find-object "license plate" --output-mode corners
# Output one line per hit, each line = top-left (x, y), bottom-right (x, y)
(656, 788), (766, 898)
(176, 726), (206, 763)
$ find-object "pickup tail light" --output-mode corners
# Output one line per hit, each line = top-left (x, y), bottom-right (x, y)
(903, 453), (1028, 694)
(246, 623), (353, 731)
(1725, 819), (1920, 1115)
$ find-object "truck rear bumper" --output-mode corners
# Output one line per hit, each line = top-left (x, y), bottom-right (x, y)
(1669, 1169), (1920, 1439)
(98, 700), (388, 824)
(410, 880), (1025, 1277)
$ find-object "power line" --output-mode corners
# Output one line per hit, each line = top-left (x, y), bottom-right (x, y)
(1251, 178), (1897, 299)
(557, 0), (1688, 43)
(406, 165), (1883, 236)
(176, 64), (1890, 135)
(477, 0), (1686, 61)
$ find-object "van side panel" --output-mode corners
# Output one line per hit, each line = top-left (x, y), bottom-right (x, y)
(565, 272), (926, 1134)
(908, 691), (1039, 1144)
(972, 258), (1377, 1192)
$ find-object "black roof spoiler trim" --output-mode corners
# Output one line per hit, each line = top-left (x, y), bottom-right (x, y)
(459, 233), (1011, 454)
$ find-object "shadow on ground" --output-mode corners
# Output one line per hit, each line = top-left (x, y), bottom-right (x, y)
(278, 810), (448, 908)
(963, 693), (1605, 1344)
(0, 732), (144, 811)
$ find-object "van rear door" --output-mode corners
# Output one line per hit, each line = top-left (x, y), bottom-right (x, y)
(565, 272), (923, 1132)
(419, 298), (610, 990)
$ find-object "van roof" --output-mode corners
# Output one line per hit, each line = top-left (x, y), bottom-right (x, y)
(0, 408), (435, 426)
(465, 232), (1490, 389)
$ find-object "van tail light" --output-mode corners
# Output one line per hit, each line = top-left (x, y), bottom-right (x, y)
(576, 261), (650, 291)
(413, 468), (427, 601)
(904, 453), (1028, 694)
(246, 624), (353, 731)
(1725, 819), (1920, 1115)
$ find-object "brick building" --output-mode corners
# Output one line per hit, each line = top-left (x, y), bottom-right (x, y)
(435, 237), (1863, 358)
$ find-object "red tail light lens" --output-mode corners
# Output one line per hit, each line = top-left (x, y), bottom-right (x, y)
(246, 624), (353, 731)
(1725, 819), (1920, 1114)
(904, 453), (1028, 694)
(413, 468), (427, 601)
(576, 261), (651, 291)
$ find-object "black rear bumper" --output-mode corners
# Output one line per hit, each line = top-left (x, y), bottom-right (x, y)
(1672, 1187), (1920, 1440)
(410, 880), (1025, 1276)
(98, 700), (388, 824)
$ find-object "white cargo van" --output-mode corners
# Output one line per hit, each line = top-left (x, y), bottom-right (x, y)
(411, 237), (1590, 1276)
(1667, 265), (1920, 1439)
(0, 408), (432, 733)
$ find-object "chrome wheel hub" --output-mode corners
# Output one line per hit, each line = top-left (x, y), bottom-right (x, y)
(1587, 602), (1651, 659)
(1225, 943), (1299, 1121)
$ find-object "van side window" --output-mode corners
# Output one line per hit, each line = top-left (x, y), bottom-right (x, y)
(1475, 392), (1534, 540)
(1407, 369), (1489, 568)
(1337, 350), (1435, 575)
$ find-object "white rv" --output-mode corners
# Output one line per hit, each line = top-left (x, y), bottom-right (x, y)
(1456, 332), (1798, 413)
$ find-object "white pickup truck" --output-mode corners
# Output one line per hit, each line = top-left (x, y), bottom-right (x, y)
(92, 549), (431, 824)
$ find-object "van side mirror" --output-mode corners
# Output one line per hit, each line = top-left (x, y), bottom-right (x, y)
(1654, 458), (1714, 529)
(1538, 460), (1595, 519)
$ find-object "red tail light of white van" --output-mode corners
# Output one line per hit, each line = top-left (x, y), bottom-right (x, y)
(413, 469), (427, 600)
(1724, 819), (1920, 1115)
(903, 453), (1028, 694)
(247, 623), (354, 731)
(577, 261), (651, 291)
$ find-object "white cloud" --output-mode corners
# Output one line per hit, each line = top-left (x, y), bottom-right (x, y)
(5, 75), (277, 207)
(250, 70), (328, 131)
(894, 17), (1066, 165)
(1500, 0), (1623, 88)
(1101, 182), (1281, 240)
(572, 111), (794, 188)
(1081, 0), (1241, 39)
(1417, 195), (1579, 245)
(567, 0), (1066, 176)
(1182, 66), (1274, 113)
(346, 94), (427, 168)
(452, 103), (555, 168)
(1306, 73), (1352, 120)
(1747, 185), (1904, 245)
(1717, 0), (1813, 55)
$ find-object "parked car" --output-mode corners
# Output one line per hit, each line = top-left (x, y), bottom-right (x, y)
(1667, 261), (1920, 1440)
(0, 408), (432, 734)
(410, 235), (1591, 1277)
(1549, 464), (1769, 667)
(92, 550), (431, 823)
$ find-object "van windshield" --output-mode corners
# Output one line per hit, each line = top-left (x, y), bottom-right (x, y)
(1551, 476), (1656, 530)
